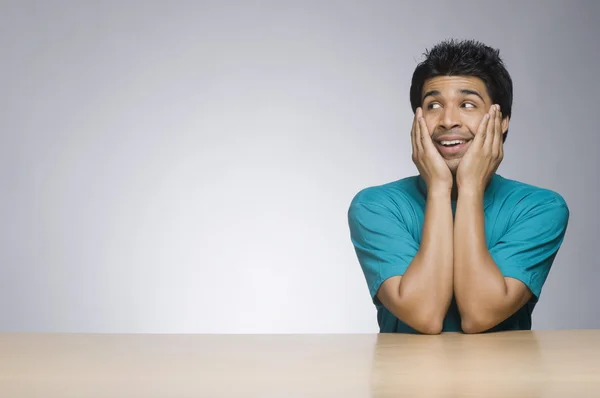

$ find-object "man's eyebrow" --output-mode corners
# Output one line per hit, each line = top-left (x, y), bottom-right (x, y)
(460, 89), (485, 102)
(422, 90), (440, 102)
(422, 88), (486, 103)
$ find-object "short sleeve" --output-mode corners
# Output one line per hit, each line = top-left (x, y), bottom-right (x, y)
(348, 202), (419, 305)
(489, 199), (569, 301)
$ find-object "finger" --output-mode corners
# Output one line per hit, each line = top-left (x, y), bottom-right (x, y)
(483, 105), (497, 153)
(490, 104), (500, 149)
(474, 111), (490, 148)
(484, 105), (496, 151)
(492, 105), (502, 155)
(419, 115), (433, 152)
(415, 109), (424, 154)
(411, 109), (418, 158)
(494, 105), (504, 158)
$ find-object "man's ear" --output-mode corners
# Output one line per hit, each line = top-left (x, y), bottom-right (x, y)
(502, 116), (510, 134)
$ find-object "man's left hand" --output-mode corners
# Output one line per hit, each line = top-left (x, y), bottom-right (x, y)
(456, 104), (505, 194)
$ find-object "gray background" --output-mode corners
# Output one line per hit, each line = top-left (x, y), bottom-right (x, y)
(1, 0), (598, 333)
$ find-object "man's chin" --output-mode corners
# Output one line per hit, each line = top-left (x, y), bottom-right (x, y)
(445, 158), (461, 175)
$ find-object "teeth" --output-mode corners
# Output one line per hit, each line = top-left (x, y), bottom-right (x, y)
(440, 140), (465, 146)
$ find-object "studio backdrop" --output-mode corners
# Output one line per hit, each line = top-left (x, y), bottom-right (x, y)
(1, 0), (598, 333)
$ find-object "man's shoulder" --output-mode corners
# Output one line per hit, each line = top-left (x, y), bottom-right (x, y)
(349, 175), (422, 210)
(494, 174), (569, 215)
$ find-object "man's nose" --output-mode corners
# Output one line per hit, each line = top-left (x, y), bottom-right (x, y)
(439, 106), (461, 130)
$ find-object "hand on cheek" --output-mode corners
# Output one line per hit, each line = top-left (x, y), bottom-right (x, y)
(456, 104), (504, 194)
(411, 107), (454, 192)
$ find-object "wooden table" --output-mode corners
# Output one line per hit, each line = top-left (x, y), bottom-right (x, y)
(1, 330), (599, 397)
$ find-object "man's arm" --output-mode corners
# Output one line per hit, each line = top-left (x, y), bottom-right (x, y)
(453, 189), (570, 334)
(453, 190), (532, 333)
(377, 188), (454, 334)
(375, 110), (454, 334)
(450, 104), (568, 334)
(453, 104), (530, 333)
(348, 109), (454, 335)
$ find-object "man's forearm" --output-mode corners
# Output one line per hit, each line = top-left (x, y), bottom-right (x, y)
(397, 188), (454, 330)
(453, 190), (511, 331)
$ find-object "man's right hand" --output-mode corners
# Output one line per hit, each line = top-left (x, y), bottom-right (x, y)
(411, 107), (453, 193)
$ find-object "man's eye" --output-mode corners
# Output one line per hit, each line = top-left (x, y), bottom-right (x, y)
(463, 102), (476, 108)
(427, 103), (441, 109)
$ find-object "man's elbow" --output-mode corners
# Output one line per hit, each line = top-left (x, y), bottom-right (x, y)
(380, 285), (447, 335)
(460, 295), (528, 334)
(461, 318), (488, 334)
(409, 311), (444, 335)
(460, 311), (499, 334)
(391, 303), (444, 334)
(415, 319), (443, 335)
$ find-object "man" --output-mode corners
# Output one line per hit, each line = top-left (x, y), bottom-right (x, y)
(347, 39), (569, 334)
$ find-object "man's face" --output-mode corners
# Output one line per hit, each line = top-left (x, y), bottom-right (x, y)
(420, 76), (508, 174)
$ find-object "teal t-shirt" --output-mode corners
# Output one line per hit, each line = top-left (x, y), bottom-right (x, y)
(347, 173), (569, 333)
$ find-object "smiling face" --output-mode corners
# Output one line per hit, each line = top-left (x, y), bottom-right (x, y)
(421, 75), (509, 174)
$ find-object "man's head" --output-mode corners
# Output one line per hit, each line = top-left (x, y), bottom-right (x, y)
(409, 39), (512, 174)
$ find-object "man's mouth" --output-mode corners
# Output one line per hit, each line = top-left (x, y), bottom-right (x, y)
(435, 139), (471, 157)
(440, 139), (466, 147)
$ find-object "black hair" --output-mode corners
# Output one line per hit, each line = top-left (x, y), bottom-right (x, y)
(409, 39), (513, 142)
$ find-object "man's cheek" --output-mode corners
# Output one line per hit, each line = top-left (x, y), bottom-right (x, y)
(472, 115), (487, 131)
(424, 119), (436, 134)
